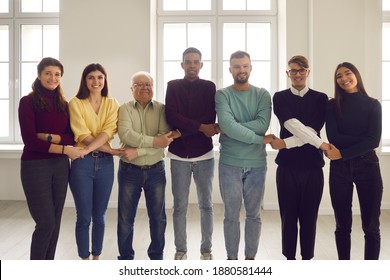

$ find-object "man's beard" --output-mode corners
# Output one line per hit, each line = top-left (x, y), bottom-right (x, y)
(234, 76), (249, 84)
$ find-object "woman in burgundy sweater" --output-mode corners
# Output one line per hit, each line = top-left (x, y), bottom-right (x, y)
(18, 57), (86, 259)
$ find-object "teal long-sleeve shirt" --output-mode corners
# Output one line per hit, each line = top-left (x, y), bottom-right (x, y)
(215, 85), (272, 168)
(325, 91), (381, 160)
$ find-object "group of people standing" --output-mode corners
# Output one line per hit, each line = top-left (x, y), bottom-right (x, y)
(18, 48), (383, 261)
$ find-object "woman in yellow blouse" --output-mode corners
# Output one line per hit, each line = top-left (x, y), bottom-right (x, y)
(69, 63), (121, 260)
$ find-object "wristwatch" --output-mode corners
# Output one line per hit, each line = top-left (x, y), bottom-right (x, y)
(47, 134), (53, 142)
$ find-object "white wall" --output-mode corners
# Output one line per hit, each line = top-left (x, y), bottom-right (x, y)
(0, 0), (388, 213)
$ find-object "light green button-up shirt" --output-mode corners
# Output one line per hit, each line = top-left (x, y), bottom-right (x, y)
(118, 100), (170, 165)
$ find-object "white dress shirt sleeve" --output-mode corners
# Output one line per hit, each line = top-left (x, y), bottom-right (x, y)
(283, 118), (324, 149)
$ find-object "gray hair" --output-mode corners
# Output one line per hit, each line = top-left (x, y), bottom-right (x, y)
(130, 71), (154, 85)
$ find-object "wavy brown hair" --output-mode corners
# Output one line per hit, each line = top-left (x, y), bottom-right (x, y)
(29, 57), (68, 114)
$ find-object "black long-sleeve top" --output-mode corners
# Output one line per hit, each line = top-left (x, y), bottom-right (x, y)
(165, 78), (216, 158)
(325, 91), (382, 160)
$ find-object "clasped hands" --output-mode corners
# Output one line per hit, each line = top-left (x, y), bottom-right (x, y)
(263, 134), (342, 160)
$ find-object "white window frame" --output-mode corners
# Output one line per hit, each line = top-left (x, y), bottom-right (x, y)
(156, 0), (278, 135)
(0, 0), (58, 144)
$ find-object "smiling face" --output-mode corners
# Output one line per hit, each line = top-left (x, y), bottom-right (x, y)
(229, 55), (252, 85)
(86, 70), (105, 94)
(335, 66), (358, 93)
(131, 74), (154, 108)
(182, 52), (203, 82)
(38, 66), (62, 91)
(287, 62), (310, 91)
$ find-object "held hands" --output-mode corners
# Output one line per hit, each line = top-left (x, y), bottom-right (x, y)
(324, 144), (342, 160)
(199, 123), (221, 137)
(153, 131), (174, 148)
(64, 146), (88, 160)
(119, 147), (138, 161)
(263, 134), (276, 144)
(169, 130), (182, 139)
(263, 134), (286, 150)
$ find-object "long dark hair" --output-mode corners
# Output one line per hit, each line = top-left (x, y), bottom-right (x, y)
(76, 63), (109, 99)
(30, 57), (67, 114)
(333, 62), (369, 117)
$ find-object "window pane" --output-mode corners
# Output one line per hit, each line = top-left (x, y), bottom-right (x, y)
(382, 101), (390, 139)
(200, 61), (212, 81)
(21, 0), (59, 12)
(164, 24), (186, 60)
(247, 23), (271, 60)
(21, 62), (37, 97)
(163, 61), (181, 97)
(0, 0), (9, 13)
(0, 100), (9, 137)
(22, 25), (43, 61)
(163, 0), (186, 11)
(383, 62), (390, 100)
(383, 23), (390, 60)
(384, 0), (390, 11)
(223, 0), (246, 10)
(223, 61), (231, 87)
(251, 61), (270, 91)
(0, 25), (9, 61)
(43, 25), (59, 58)
(21, 0), (42, 12)
(223, 23), (246, 60)
(188, 0), (211, 10)
(188, 23), (211, 60)
(0, 63), (9, 98)
(248, 0), (271, 10)
(43, 0), (59, 12)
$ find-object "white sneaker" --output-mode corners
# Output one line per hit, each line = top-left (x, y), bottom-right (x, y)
(200, 252), (213, 260)
(174, 251), (187, 260)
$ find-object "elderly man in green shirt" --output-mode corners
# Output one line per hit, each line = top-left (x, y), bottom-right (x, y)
(117, 71), (179, 260)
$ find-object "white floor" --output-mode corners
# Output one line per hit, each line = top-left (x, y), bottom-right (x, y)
(0, 200), (389, 260)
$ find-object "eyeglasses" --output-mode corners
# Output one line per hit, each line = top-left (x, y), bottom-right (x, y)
(288, 68), (308, 75)
(133, 83), (152, 89)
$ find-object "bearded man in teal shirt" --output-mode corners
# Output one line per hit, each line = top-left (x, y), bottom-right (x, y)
(215, 51), (271, 260)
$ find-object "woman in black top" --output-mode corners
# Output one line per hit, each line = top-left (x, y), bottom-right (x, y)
(326, 62), (383, 260)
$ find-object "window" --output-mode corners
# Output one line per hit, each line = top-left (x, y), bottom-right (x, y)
(383, 0), (390, 147)
(0, 0), (59, 144)
(157, 0), (277, 135)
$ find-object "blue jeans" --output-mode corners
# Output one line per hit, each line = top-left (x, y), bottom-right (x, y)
(219, 162), (266, 259)
(69, 153), (114, 259)
(171, 158), (214, 254)
(329, 150), (383, 260)
(117, 160), (167, 260)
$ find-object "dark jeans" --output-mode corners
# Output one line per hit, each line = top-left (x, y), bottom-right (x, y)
(276, 165), (323, 260)
(117, 160), (167, 260)
(20, 157), (69, 260)
(329, 150), (383, 260)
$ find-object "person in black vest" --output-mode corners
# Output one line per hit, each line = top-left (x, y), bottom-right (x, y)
(264, 55), (329, 260)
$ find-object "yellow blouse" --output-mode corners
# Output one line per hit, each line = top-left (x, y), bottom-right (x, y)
(69, 96), (119, 147)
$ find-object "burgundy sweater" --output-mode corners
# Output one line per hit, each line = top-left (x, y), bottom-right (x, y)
(18, 88), (75, 160)
(165, 78), (216, 158)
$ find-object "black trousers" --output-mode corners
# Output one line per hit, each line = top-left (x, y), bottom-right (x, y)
(21, 157), (69, 260)
(329, 150), (383, 260)
(276, 165), (324, 260)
